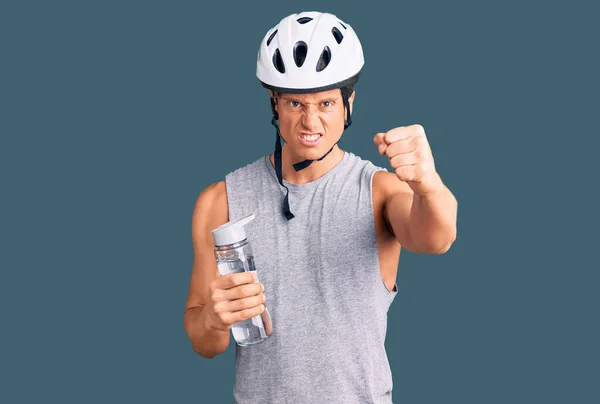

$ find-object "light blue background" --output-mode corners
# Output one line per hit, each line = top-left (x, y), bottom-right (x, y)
(1, 0), (598, 403)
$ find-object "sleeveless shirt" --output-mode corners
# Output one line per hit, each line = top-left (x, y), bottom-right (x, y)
(224, 150), (399, 404)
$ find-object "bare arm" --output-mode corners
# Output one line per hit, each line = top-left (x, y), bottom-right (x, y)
(379, 171), (457, 254)
(184, 305), (230, 359)
(183, 181), (231, 359)
(407, 178), (457, 253)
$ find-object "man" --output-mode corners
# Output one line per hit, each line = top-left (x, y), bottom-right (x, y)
(184, 11), (457, 404)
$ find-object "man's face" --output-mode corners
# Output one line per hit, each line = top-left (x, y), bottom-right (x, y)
(272, 88), (355, 159)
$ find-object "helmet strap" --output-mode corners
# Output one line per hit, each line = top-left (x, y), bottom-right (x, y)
(341, 86), (352, 130)
(271, 115), (295, 220)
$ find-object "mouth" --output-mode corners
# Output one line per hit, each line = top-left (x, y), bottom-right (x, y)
(298, 132), (323, 146)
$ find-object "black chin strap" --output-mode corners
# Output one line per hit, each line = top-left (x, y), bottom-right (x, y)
(271, 87), (353, 221)
(341, 86), (352, 130)
(272, 116), (295, 221)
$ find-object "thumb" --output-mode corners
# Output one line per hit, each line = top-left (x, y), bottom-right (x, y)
(373, 132), (387, 154)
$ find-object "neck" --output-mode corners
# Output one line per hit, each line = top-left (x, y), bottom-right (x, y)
(269, 144), (345, 185)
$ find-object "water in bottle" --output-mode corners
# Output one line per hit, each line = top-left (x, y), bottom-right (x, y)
(212, 212), (269, 346)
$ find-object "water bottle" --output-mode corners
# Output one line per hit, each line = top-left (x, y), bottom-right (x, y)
(212, 212), (269, 346)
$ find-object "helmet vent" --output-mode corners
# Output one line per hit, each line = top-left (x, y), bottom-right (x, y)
(267, 29), (278, 46)
(293, 41), (308, 67)
(338, 21), (347, 29)
(332, 27), (344, 44)
(316, 46), (331, 72)
(273, 48), (286, 73)
(297, 17), (313, 24)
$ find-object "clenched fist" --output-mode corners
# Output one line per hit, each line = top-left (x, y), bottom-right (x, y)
(374, 124), (444, 196)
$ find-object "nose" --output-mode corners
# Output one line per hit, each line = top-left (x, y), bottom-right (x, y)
(301, 108), (321, 132)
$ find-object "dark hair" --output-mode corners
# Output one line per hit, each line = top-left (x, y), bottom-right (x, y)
(270, 83), (355, 100)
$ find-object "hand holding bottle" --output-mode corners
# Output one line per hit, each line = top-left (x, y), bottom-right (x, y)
(205, 271), (271, 335)
(212, 212), (272, 345)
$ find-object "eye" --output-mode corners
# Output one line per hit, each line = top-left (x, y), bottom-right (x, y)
(288, 101), (302, 108)
(322, 101), (333, 108)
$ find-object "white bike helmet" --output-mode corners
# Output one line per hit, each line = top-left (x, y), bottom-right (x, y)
(257, 11), (364, 94)
(256, 11), (365, 221)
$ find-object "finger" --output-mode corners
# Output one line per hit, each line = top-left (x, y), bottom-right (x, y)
(220, 271), (257, 290)
(222, 304), (265, 325)
(395, 164), (426, 183)
(218, 293), (266, 314)
(409, 123), (426, 137)
(222, 281), (264, 302)
(384, 127), (412, 144)
(384, 136), (419, 158)
(389, 152), (420, 169)
(373, 132), (387, 154)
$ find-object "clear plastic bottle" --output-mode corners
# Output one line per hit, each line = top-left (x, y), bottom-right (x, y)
(212, 212), (268, 346)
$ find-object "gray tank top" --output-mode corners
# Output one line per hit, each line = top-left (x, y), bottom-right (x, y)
(224, 150), (398, 404)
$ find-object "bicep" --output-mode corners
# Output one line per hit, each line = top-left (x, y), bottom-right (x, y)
(384, 191), (413, 248)
(185, 181), (229, 311)
(379, 172), (420, 252)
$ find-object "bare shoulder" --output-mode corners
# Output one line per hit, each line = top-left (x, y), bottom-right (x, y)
(185, 180), (229, 311)
(191, 180), (229, 238)
(194, 180), (228, 223)
(372, 170), (413, 204)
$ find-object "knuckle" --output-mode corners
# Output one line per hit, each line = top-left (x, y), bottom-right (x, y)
(395, 166), (408, 179)
(215, 300), (228, 313)
(236, 284), (254, 299)
(384, 131), (392, 144)
(385, 144), (394, 158)
(210, 290), (221, 303)
(242, 284), (252, 295)
(217, 312), (228, 324)
(240, 283), (253, 296)
(231, 298), (244, 311)
(227, 275), (239, 288)
(247, 296), (257, 307)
